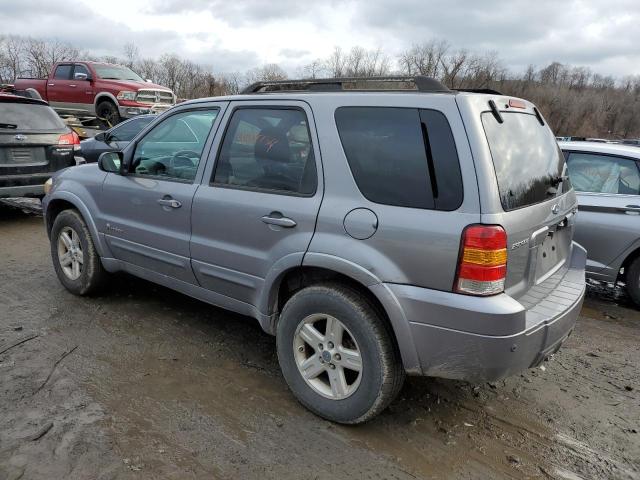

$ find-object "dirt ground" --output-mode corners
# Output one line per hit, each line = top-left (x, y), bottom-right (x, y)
(0, 200), (638, 480)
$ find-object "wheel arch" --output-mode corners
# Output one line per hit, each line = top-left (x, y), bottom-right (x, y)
(94, 92), (119, 111)
(619, 245), (640, 282)
(266, 255), (421, 374)
(46, 193), (107, 258)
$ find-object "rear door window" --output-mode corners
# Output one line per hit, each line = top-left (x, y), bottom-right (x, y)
(0, 103), (66, 132)
(482, 112), (566, 211)
(212, 108), (317, 195)
(566, 152), (640, 194)
(53, 65), (72, 80)
(335, 107), (462, 210)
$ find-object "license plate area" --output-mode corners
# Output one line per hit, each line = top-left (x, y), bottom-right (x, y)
(0, 147), (47, 167)
(535, 226), (570, 284)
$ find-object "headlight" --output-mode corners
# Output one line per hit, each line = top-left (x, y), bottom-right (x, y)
(116, 91), (137, 101)
(43, 177), (53, 195)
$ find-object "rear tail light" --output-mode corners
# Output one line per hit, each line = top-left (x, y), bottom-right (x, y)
(455, 225), (507, 296)
(58, 131), (81, 149)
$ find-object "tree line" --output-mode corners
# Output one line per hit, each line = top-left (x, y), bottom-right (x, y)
(1, 35), (639, 138)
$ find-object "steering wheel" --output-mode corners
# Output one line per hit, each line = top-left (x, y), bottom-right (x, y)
(170, 150), (200, 171)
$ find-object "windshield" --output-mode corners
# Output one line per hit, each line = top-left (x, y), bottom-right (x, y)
(93, 64), (144, 82)
(482, 112), (566, 211)
(0, 103), (66, 132)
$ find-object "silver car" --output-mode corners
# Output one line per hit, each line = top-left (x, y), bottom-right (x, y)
(560, 141), (640, 304)
(42, 77), (586, 424)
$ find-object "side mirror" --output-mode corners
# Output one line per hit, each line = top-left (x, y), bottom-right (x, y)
(94, 132), (105, 142)
(98, 151), (123, 173)
(74, 72), (89, 81)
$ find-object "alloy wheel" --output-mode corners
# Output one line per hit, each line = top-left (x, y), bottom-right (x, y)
(57, 226), (83, 280)
(293, 314), (363, 400)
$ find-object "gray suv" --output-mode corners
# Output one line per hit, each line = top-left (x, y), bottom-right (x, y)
(42, 77), (586, 424)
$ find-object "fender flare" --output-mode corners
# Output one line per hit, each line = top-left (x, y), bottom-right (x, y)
(94, 92), (120, 110)
(46, 191), (107, 258)
(289, 252), (422, 374)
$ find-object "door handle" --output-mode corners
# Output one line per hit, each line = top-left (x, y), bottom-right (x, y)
(157, 198), (182, 209)
(48, 83), (55, 86)
(69, 84), (77, 87)
(261, 213), (297, 228)
(625, 205), (640, 215)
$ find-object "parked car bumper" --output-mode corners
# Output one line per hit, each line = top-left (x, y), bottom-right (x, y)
(387, 242), (586, 382)
(119, 104), (170, 119)
(0, 184), (45, 198)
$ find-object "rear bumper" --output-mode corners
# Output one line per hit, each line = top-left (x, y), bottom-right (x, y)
(388, 242), (586, 382)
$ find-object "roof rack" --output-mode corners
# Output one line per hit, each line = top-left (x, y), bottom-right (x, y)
(241, 76), (451, 94)
(453, 88), (503, 95)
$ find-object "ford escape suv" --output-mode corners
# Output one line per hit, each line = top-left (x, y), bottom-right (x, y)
(42, 76), (586, 424)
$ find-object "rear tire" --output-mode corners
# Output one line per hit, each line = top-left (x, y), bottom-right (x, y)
(96, 100), (121, 126)
(276, 283), (405, 424)
(51, 209), (107, 295)
(626, 256), (640, 307)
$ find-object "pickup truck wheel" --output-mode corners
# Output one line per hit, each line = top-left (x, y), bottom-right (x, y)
(96, 100), (121, 126)
(276, 283), (405, 424)
(51, 209), (107, 295)
(625, 256), (640, 307)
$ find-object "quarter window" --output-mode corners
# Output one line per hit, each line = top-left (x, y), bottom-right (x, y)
(130, 109), (218, 182)
(566, 152), (640, 195)
(212, 108), (317, 195)
(53, 65), (72, 80)
(335, 107), (462, 210)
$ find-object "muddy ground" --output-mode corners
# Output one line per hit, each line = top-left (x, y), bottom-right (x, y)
(0, 200), (638, 480)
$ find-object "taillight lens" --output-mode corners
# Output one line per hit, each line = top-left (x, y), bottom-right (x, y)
(58, 131), (80, 146)
(455, 225), (507, 296)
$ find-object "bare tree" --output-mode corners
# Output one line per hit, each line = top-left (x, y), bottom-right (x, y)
(123, 42), (139, 69)
(398, 40), (449, 77)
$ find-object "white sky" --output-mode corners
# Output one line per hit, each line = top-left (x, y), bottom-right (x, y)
(2, 0), (640, 77)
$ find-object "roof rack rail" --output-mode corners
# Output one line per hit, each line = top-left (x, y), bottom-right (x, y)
(241, 76), (451, 94)
(453, 88), (503, 95)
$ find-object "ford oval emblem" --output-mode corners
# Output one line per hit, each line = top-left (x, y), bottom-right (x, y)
(551, 204), (560, 214)
(14, 134), (27, 141)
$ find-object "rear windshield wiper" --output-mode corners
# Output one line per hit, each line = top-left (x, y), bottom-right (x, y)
(0, 123), (18, 129)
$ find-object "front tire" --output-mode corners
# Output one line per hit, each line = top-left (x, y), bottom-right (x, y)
(276, 283), (404, 424)
(51, 209), (107, 295)
(626, 256), (640, 307)
(96, 100), (121, 126)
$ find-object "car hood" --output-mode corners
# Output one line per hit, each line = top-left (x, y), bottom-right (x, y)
(97, 79), (174, 94)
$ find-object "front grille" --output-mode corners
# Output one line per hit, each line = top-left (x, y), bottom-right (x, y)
(135, 90), (175, 105)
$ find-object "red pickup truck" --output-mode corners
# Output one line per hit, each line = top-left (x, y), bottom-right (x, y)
(15, 61), (176, 125)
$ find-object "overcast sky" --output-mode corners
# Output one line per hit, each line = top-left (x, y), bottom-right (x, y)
(2, 0), (639, 77)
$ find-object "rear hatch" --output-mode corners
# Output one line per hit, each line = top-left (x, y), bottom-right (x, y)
(0, 101), (75, 188)
(458, 94), (577, 301)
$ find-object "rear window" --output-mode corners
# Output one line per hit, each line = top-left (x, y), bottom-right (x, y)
(335, 107), (462, 210)
(0, 103), (66, 132)
(482, 112), (565, 211)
